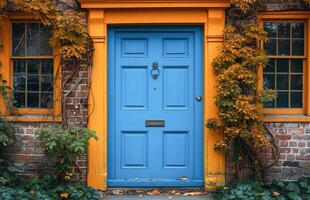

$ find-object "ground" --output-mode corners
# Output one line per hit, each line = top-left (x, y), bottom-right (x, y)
(101, 189), (211, 200)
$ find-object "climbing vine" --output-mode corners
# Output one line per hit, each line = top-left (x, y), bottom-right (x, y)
(207, 0), (310, 180)
(0, 0), (94, 126)
(0, 0), (309, 182)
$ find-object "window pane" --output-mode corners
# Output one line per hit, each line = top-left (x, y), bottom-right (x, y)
(12, 23), (25, 56)
(27, 23), (40, 39)
(13, 75), (26, 91)
(277, 59), (289, 72)
(27, 74), (39, 91)
(26, 23), (41, 56)
(12, 23), (25, 39)
(292, 39), (304, 56)
(278, 23), (291, 38)
(277, 92), (289, 108)
(291, 75), (303, 90)
(41, 75), (53, 91)
(265, 39), (276, 55)
(27, 60), (40, 74)
(40, 25), (51, 40)
(13, 60), (26, 74)
(263, 74), (275, 89)
(13, 92), (25, 108)
(278, 39), (290, 56)
(265, 59), (275, 72)
(264, 22), (277, 38)
(42, 60), (53, 74)
(292, 23), (304, 38)
(291, 92), (303, 108)
(264, 101), (275, 108)
(41, 40), (53, 55)
(277, 74), (289, 90)
(291, 59), (303, 73)
(27, 93), (39, 108)
(12, 39), (25, 56)
(41, 92), (53, 108)
(27, 40), (41, 56)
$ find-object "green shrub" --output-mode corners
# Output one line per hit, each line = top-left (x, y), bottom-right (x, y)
(0, 117), (15, 151)
(34, 125), (98, 183)
(213, 177), (310, 200)
(0, 117), (18, 186)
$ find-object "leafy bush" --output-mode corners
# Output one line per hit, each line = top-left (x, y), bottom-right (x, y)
(34, 125), (98, 183)
(213, 177), (310, 200)
(0, 117), (18, 186)
(0, 117), (15, 151)
(0, 172), (101, 200)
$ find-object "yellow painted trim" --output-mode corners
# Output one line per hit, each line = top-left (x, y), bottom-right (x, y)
(258, 12), (310, 117)
(264, 115), (310, 122)
(204, 8), (226, 191)
(4, 116), (62, 122)
(87, 7), (226, 191)
(81, 0), (231, 9)
(0, 16), (62, 119)
(87, 9), (107, 191)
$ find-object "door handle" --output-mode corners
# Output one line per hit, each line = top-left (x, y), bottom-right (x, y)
(196, 96), (202, 102)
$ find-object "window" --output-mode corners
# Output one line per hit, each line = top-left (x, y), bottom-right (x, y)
(257, 13), (310, 121)
(0, 17), (61, 120)
(263, 20), (306, 114)
(12, 23), (54, 109)
(264, 22), (305, 109)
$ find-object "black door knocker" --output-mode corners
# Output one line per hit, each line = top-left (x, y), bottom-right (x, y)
(151, 62), (160, 80)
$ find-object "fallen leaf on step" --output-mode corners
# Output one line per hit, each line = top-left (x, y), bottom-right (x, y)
(177, 176), (190, 181)
(147, 189), (161, 195)
(183, 192), (204, 196)
(272, 192), (280, 196)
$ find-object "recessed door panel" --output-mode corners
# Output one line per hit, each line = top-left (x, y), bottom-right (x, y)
(163, 66), (189, 110)
(163, 132), (188, 168)
(121, 132), (148, 168)
(108, 27), (203, 187)
(121, 66), (148, 109)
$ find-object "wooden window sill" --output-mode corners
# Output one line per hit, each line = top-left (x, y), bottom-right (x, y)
(264, 114), (310, 122)
(2, 115), (62, 122)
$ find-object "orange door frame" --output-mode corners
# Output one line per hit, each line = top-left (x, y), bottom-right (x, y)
(81, 1), (229, 191)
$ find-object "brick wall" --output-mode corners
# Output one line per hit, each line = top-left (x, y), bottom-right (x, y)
(263, 123), (310, 181)
(226, 123), (310, 183)
(4, 63), (89, 182)
(3, 0), (310, 186)
(225, 1), (310, 183)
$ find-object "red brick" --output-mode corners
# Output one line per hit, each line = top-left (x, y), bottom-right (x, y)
(280, 141), (288, 147)
(293, 135), (304, 140)
(287, 154), (295, 161)
(280, 148), (291, 153)
(298, 142), (306, 147)
(274, 135), (292, 140)
(288, 129), (304, 134)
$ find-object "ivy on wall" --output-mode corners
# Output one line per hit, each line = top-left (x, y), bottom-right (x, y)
(206, 0), (309, 180)
(0, 0), (309, 180)
(0, 0), (94, 126)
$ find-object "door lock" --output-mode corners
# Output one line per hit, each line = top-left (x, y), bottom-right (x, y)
(196, 96), (202, 102)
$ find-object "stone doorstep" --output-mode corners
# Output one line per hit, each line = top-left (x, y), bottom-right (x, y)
(101, 188), (211, 199)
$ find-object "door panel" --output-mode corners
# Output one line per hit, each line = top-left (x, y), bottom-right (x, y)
(108, 27), (203, 187)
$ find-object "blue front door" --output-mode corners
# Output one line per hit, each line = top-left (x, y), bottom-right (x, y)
(108, 26), (203, 187)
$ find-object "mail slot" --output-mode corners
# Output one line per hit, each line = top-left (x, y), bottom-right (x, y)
(145, 120), (165, 127)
